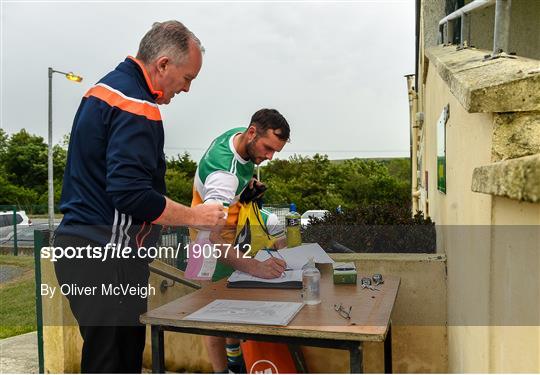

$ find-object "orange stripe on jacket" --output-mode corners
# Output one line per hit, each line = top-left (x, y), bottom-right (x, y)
(127, 56), (163, 100)
(84, 85), (162, 121)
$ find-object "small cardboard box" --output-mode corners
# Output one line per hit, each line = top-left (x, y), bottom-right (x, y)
(333, 262), (357, 284)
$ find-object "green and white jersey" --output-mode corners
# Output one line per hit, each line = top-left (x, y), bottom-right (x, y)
(194, 127), (255, 207)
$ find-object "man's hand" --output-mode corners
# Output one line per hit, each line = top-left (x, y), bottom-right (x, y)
(152, 197), (226, 227)
(189, 203), (226, 228)
(239, 178), (267, 203)
(248, 257), (286, 279)
(248, 177), (264, 190)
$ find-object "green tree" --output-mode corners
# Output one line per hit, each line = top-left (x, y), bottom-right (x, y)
(336, 159), (409, 208)
(0, 129), (7, 164)
(60, 133), (70, 148)
(165, 169), (194, 206)
(167, 152), (197, 178)
(0, 174), (39, 206)
(163, 152), (197, 206)
(261, 155), (410, 212)
(0, 129), (68, 211)
(3, 129), (48, 193)
(53, 144), (67, 182)
(382, 158), (411, 183)
(262, 154), (344, 212)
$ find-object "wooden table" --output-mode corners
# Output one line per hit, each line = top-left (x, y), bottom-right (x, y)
(141, 266), (400, 373)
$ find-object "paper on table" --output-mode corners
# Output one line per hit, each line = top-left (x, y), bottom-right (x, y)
(255, 243), (334, 270)
(228, 269), (303, 283)
(183, 299), (304, 326)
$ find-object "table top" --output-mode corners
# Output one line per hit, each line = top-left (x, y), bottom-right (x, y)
(141, 265), (400, 342)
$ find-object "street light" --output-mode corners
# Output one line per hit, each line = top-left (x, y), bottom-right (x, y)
(48, 68), (83, 235)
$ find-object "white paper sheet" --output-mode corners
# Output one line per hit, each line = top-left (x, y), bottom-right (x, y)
(183, 299), (304, 326)
(255, 243), (334, 270)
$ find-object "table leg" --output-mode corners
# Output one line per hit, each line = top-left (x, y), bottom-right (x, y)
(349, 343), (363, 373)
(384, 323), (393, 373)
(288, 344), (307, 373)
(151, 325), (165, 373)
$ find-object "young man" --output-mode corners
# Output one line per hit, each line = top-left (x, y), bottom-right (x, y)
(191, 108), (290, 372)
(53, 21), (225, 373)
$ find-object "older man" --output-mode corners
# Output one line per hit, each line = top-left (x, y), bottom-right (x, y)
(53, 21), (224, 373)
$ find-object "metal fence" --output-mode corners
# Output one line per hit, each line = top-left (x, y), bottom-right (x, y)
(262, 204), (290, 226)
(156, 226), (190, 271)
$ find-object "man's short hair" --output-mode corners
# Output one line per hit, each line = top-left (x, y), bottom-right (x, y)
(136, 20), (204, 66)
(250, 109), (290, 142)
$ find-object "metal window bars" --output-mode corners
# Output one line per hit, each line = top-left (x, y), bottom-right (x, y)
(438, 0), (513, 59)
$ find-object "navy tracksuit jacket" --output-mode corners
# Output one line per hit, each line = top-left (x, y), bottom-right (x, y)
(56, 56), (167, 252)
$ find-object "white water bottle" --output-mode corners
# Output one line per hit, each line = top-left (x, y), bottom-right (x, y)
(302, 257), (321, 305)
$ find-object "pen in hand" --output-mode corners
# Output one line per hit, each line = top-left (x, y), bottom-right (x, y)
(265, 249), (292, 271)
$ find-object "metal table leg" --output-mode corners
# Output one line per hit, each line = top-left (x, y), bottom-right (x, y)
(349, 343), (363, 373)
(384, 322), (393, 373)
(151, 325), (165, 373)
(288, 344), (307, 373)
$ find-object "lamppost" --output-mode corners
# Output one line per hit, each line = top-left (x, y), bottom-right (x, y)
(48, 68), (83, 234)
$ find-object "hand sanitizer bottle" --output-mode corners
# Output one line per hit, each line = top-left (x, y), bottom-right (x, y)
(302, 257), (321, 305)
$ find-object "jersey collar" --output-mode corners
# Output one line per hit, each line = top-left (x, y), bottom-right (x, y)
(127, 56), (163, 100)
(229, 133), (250, 164)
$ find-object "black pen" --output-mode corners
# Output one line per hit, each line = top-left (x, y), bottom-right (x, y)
(265, 249), (292, 271)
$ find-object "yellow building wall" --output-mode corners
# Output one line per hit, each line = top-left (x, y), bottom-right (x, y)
(422, 65), (492, 371)
(489, 198), (540, 372)
(420, 52), (540, 373)
(40, 257), (83, 374)
(423, 64), (493, 227)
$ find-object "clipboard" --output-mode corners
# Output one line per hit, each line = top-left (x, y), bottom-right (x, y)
(226, 269), (303, 289)
(227, 280), (302, 289)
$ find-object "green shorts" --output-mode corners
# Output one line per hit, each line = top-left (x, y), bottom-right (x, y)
(212, 261), (235, 282)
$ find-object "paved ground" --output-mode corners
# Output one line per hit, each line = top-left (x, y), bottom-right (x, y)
(0, 331), (38, 374)
(0, 265), (24, 283)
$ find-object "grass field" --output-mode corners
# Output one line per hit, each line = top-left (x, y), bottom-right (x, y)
(0, 255), (36, 338)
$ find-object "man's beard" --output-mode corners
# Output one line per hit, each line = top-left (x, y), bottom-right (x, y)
(246, 138), (259, 164)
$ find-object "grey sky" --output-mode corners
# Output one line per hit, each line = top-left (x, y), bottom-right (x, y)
(1, 0), (415, 163)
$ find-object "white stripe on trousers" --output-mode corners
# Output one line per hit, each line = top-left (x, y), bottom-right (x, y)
(116, 213), (126, 250)
(123, 215), (133, 249)
(109, 209), (119, 246)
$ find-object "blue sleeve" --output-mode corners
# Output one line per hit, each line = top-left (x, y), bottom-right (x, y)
(105, 112), (166, 222)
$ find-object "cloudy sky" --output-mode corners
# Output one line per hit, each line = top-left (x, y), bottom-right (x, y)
(1, 0), (415, 162)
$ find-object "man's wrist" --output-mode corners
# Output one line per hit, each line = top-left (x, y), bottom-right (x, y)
(183, 205), (195, 227)
(244, 258), (258, 275)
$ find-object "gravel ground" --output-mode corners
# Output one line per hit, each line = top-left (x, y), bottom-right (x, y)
(0, 332), (38, 373)
(0, 265), (24, 283)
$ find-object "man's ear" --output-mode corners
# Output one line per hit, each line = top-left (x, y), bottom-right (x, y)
(247, 125), (257, 140)
(156, 56), (169, 74)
